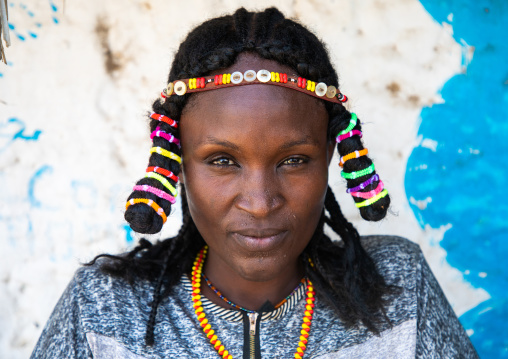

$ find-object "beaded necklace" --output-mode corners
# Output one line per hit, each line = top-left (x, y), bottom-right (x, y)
(201, 272), (306, 314)
(191, 246), (316, 359)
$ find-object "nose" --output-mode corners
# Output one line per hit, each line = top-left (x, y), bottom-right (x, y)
(235, 168), (283, 218)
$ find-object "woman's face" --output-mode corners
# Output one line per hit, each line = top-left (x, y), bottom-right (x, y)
(180, 54), (333, 283)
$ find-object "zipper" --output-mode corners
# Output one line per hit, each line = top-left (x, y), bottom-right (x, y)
(248, 312), (258, 359)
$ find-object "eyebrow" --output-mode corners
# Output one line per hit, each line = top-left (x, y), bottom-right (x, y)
(199, 136), (240, 150)
(278, 137), (319, 151)
(198, 136), (319, 151)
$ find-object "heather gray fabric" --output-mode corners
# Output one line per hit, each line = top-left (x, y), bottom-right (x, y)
(30, 236), (479, 358)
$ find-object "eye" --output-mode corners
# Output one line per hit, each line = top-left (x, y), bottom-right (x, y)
(210, 156), (236, 167)
(281, 156), (308, 166)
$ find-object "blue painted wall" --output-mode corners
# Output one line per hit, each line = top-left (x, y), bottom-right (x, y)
(408, 1), (508, 357)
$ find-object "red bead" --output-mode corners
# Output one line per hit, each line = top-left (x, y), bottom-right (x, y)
(283, 73), (288, 83)
(200, 77), (205, 88)
(218, 74), (223, 85)
(297, 77), (302, 88)
(302, 78), (307, 88)
(214, 75), (219, 85)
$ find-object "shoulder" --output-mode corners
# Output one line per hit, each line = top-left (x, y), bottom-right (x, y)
(359, 236), (425, 320)
(68, 260), (157, 333)
(360, 235), (421, 259)
(359, 235), (424, 285)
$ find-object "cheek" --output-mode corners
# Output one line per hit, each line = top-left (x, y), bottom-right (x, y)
(183, 164), (231, 228)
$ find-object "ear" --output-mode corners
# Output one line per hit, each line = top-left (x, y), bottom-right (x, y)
(326, 141), (336, 166)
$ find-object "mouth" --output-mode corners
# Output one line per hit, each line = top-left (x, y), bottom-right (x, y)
(230, 229), (288, 252)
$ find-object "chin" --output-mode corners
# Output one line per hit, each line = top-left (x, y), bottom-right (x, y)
(236, 257), (285, 282)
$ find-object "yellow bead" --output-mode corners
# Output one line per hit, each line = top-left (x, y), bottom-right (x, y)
(197, 312), (206, 320)
(271, 72), (276, 81)
(302, 324), (310, 330)
(207, 330), (215, 338)
(308, 286), (314, 292)
(193, 289), (200, 294)
(298, 341), (306, 348)
(222, 350), (229, 358)
(275, 72), (280, 82)
(311, 81), (316, 91)
(307, 293), (314, 298)
(192, 295), (201, 301)
(227, 355), (233, 359)
(295, 354), (302, 359)
(297, 347), (304, 354)
(210, 334), (217, 343)
(214, 340), (222, 349)
(301, 329), (308, 336)
(200, 318), (208, 326)
(192, 301), (202, 308)
(299, 335), (308, 344)
(304, 311), (312, 317)
(195, 307), (203, 314)
(303, 317), (311, 323)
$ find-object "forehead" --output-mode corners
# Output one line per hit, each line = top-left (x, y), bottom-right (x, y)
(181, 54), (329, 138)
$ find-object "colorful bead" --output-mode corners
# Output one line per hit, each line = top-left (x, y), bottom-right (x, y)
(125, 198), (167, 223)
(145, 172), (178, 196)
(150, 127), (181, 147)
(350, 180), (384, 199)
(338, 113), (358, 136)
(145, 166), (179, 183)
(202, 273), (305, 313)
(346, 174), (379, 193)
(336, 129), (363, 144)
(191, 247), (315, 359)
(339, 148), (368, 167)
(149, 147), (182, 164)
(355, 189), (389, 208)
(341, 163), (375, 180)
(132, 184), (176, 204)
(163, 70), (349, 104)
(150, 113), (178, 128)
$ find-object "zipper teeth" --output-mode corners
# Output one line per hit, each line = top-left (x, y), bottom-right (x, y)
(249, 313), (257, 359)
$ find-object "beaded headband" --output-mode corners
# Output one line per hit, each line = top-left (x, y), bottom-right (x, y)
(161, 69), (348, 104)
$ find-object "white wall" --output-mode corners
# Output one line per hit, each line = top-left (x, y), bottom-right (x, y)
(0, 0), (487, 357)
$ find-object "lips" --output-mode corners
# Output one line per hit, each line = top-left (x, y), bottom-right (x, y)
(230, 229), (288, 252)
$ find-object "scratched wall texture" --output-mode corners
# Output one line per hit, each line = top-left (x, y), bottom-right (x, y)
(0, 0), (503, 358)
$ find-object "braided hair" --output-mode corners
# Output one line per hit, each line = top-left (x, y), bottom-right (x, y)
(89, 7), (393, 346)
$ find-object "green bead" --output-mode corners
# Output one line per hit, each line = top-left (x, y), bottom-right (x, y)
(341, 163), (375, 180)
(337, 113), (358, 137)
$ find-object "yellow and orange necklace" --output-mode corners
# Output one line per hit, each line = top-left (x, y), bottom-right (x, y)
(191, 246), (316, 359)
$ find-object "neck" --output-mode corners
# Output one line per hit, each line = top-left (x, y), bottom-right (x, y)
(201, 248), (304, 312)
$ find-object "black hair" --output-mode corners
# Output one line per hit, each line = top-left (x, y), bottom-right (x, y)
(88, 7), (393, 346)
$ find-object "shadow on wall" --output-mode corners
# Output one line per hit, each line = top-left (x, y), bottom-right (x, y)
(406, 1), (508, 358)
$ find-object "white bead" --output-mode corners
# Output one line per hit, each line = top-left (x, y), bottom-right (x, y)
(326, 85), (337, 98)
(174, 81), (187, 96)
(244, 70), (256, 82)
(315, 82), (327, 97)
(231, 71), (243, 84)
(166, 82), (174, 96)
(256, 69), (271, 83)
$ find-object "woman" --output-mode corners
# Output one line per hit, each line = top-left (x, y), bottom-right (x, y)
(31, 7), (478, 358)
